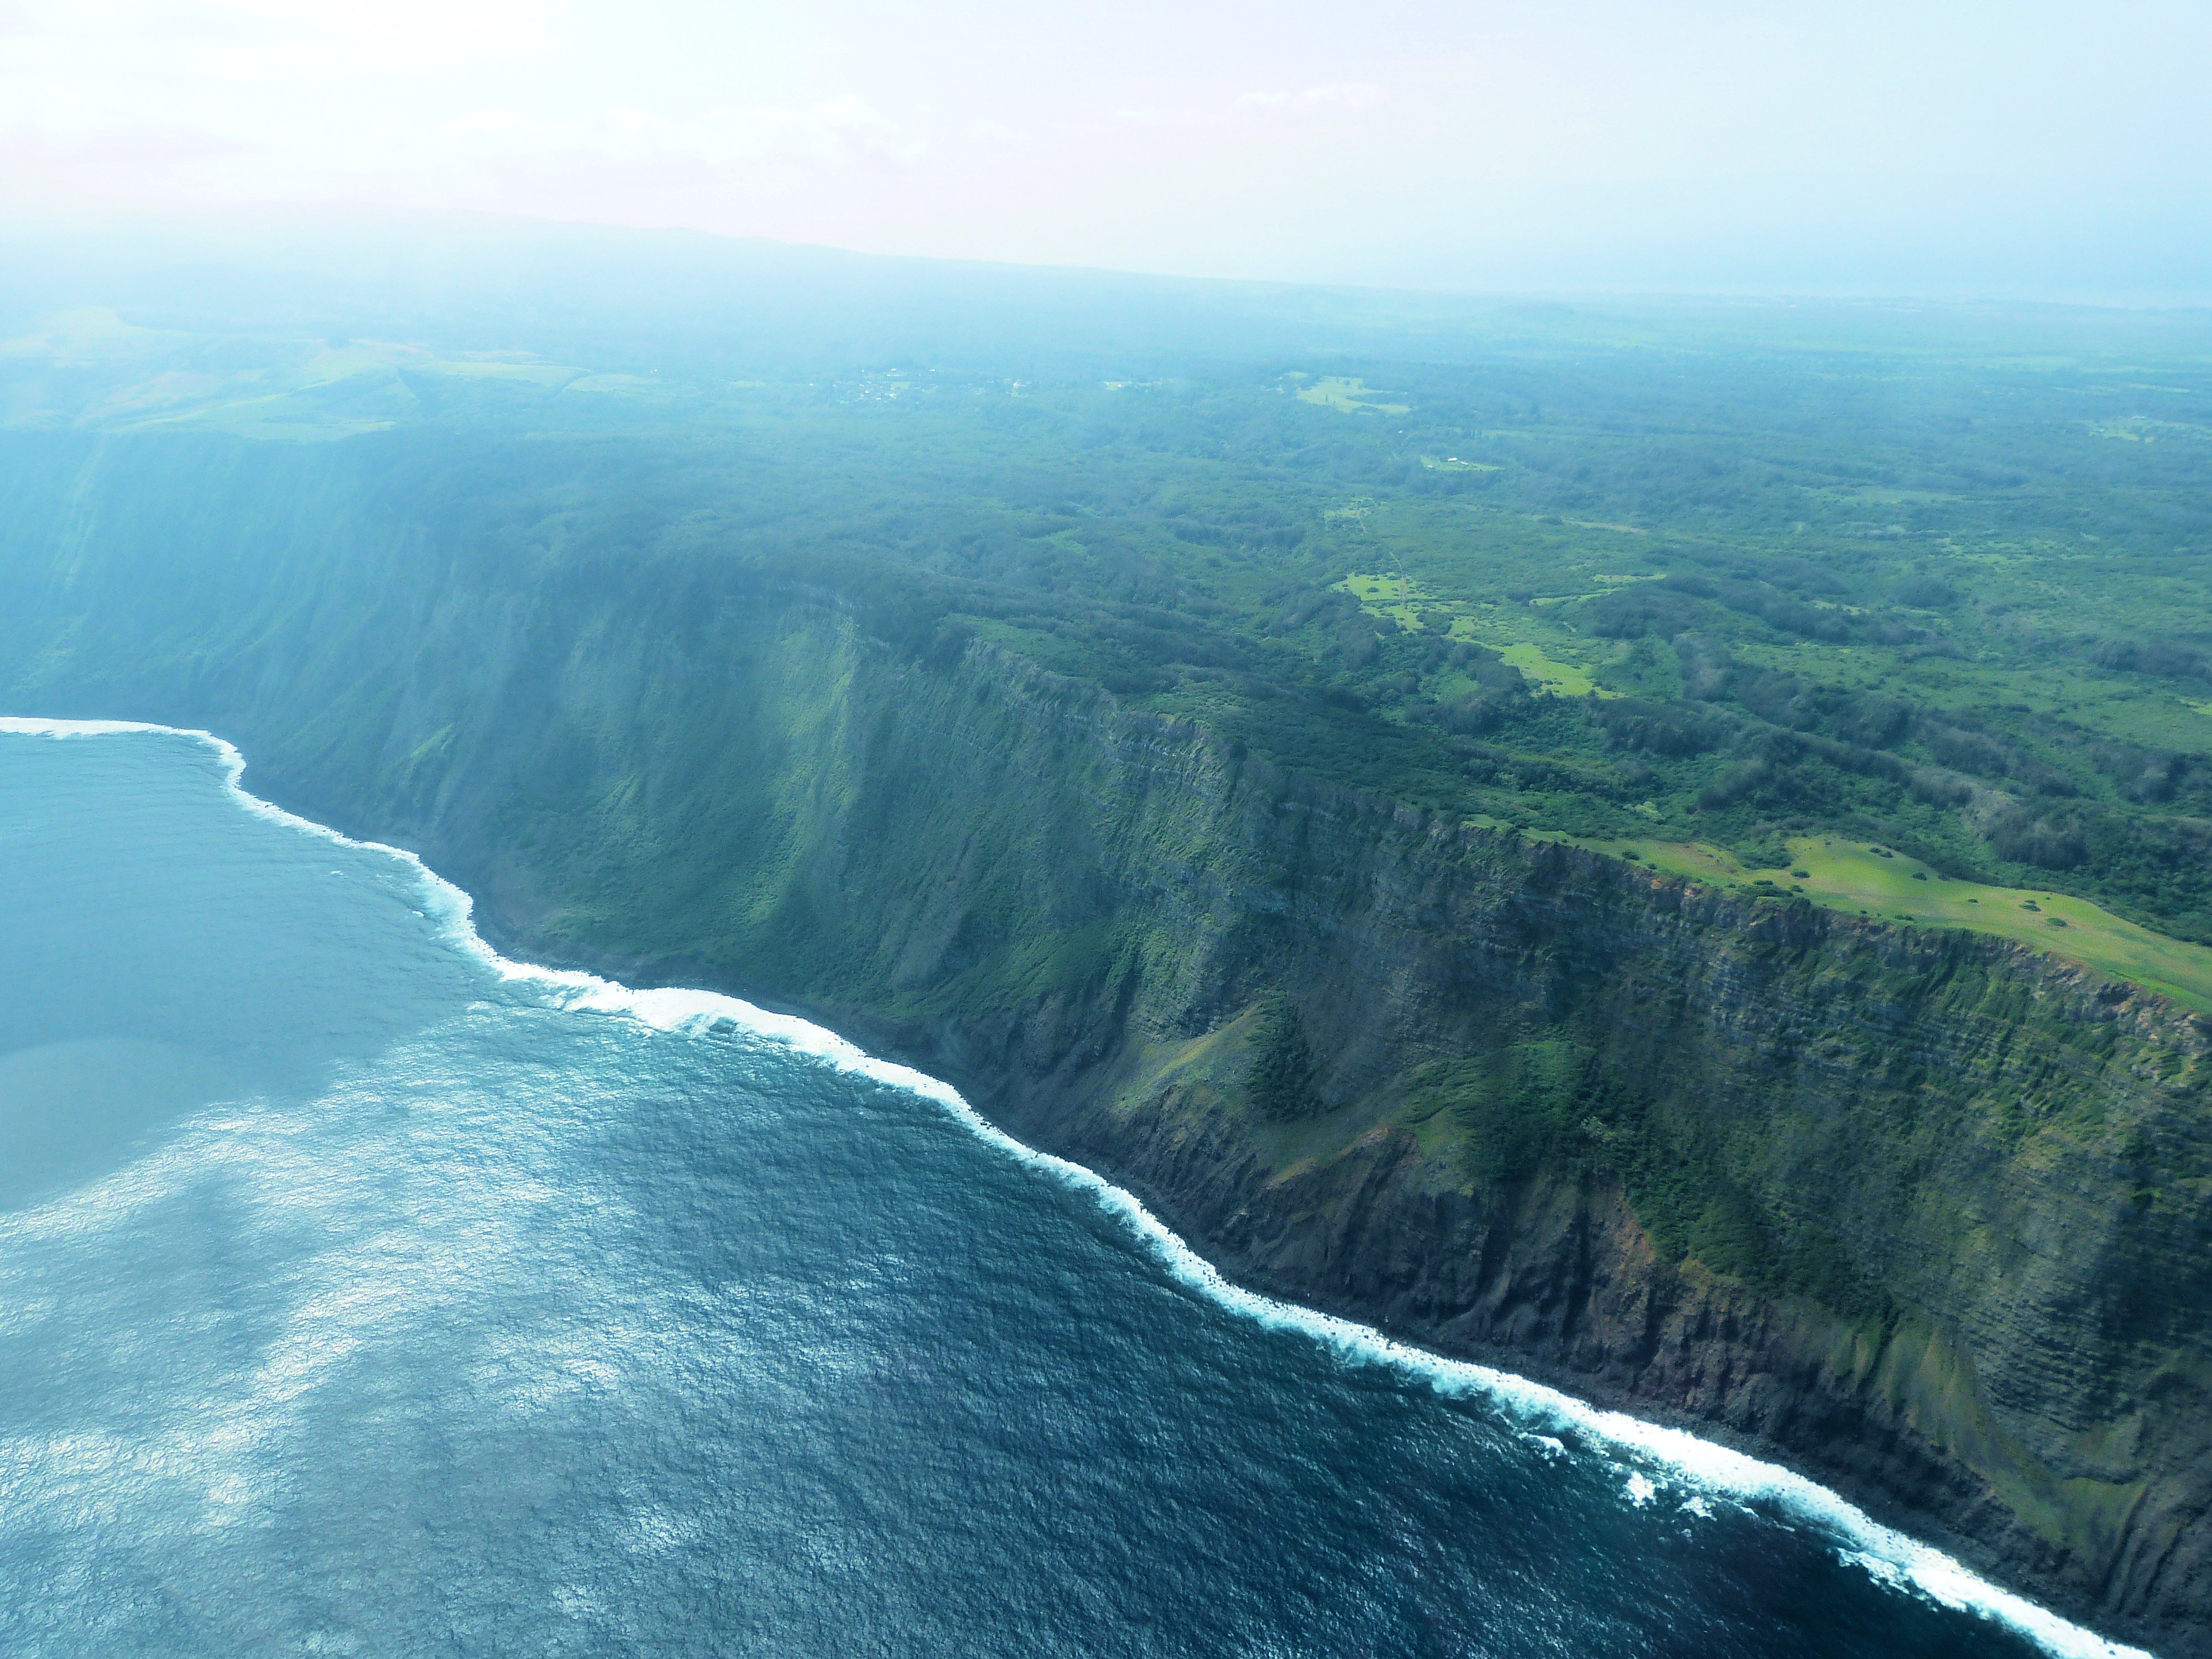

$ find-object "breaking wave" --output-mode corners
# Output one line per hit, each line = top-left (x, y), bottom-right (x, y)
(0, 716), (2151, 1659)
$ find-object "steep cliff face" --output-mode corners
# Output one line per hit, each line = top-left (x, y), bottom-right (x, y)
(3, 432), (2210, 1651)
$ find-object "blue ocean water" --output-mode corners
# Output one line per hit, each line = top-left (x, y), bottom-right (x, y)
(0, 723), (2147, 1658)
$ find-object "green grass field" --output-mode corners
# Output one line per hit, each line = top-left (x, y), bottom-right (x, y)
(1339, 575), (1611, 697)
(1494, 639), (1601, 696)
(1295, 375), (1411, 415)
(1340, 571), (1425, 616)
(1594, 836), (2212, 1015)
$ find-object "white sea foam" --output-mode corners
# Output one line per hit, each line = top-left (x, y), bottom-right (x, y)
(0, 716), (2157, 1659)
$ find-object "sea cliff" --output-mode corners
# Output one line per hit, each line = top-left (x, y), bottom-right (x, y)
(3, 430), (2208, 1651)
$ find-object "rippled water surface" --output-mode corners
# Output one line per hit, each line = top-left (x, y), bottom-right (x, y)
(0, 725), (2140, 1657)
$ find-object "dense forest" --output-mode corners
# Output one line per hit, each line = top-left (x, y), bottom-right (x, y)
(7, 256), (2212, 950)
(10, 248), (2212, 1647)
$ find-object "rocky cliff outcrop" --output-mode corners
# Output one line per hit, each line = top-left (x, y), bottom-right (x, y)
(4, 433), (2208, 1651)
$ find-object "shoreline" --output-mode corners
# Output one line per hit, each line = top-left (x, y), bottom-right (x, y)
(0, 713), (2158, 1659)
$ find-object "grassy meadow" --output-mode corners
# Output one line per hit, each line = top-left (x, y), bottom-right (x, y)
(1593, 836), (2212, 1015)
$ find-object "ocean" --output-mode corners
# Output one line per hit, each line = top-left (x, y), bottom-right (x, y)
(0, 721), (2146, 1658)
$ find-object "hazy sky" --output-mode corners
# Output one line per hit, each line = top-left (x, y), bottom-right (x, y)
(3, 0), (2206, 295)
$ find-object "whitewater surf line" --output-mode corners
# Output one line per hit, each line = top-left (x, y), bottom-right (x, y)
(0, 716), (2157, 1659)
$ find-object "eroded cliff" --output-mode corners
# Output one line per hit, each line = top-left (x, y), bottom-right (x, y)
(4, 433), (2209, 1651)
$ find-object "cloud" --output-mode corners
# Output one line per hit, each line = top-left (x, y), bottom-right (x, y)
(1, 0), (2203, 296)
(441, 96), (928, 171)
(1110, 106), (1178, 128)
(0, 94), (933, 225)
(1118, 82), (1385, 128)
(2, 0), (566, 77)
(1233, 82), (1385, 117)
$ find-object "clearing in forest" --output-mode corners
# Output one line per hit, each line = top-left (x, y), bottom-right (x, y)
(1596, 836), (2212, 1015)
(1295, 376), (1411, 415)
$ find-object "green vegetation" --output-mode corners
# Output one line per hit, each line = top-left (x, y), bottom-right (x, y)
(1291, 374), (1410, 415)
(1245, 994), (1322, 1120)
(1582, 836), (2212, 1013)
(1370, 1020), (1902, 1319)
(6, 285), (2211, 983)
(8, 270), (2212, 1637)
